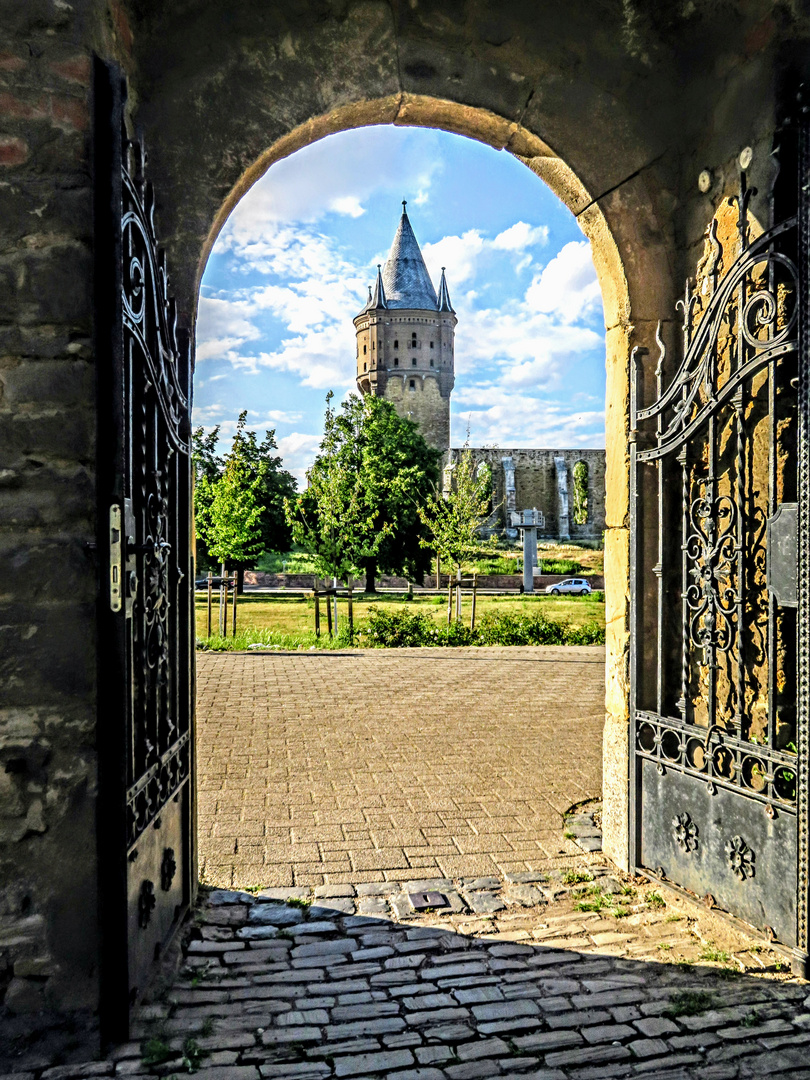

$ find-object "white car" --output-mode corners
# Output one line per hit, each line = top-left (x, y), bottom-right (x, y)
(545, 578), (592, 596)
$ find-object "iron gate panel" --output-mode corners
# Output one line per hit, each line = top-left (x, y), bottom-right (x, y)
(96, 61), (195, 1041)
(630, 140), (806, 968)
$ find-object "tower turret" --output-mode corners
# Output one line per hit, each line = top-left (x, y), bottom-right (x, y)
(354, 202), (456, 452)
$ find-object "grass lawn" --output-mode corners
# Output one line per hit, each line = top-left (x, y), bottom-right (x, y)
(257, 540), (604, 578)
(196, 591), (604, 650)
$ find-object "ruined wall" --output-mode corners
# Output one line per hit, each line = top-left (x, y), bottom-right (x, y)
(448, 447), (606, 541)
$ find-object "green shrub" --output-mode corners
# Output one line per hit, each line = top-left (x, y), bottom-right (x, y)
(360, 607), (605, 648)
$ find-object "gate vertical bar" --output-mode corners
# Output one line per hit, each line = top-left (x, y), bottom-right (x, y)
(628, 345), (644, 870)
(796, 107), (810, 971)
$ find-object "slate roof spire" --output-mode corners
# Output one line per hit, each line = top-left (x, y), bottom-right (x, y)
(369, 263), (388, 309)
(380, 201), (439, 310)
(438, 266), (454, 313)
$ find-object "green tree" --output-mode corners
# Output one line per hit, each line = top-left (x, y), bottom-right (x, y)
(192, 425), (222, 570)
(193, 413), (298, 586)
(418, 446), (497, 579)
(285, 392), (383, 584)
(285, 393), (439, 591)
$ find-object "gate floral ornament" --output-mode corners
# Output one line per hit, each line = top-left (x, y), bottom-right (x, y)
(673, 812), (699, 853)
(630, 144), (806, 971)
(725, 835), (756, 881)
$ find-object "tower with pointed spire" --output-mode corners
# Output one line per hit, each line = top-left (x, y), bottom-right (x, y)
(354, 202), (456, 452)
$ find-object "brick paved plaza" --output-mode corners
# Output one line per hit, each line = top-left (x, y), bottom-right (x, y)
(196, 647), (606, 889)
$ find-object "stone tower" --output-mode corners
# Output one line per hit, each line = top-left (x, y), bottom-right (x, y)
(355, 202), (456, 451)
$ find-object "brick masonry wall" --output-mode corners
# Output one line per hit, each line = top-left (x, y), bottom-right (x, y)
(0, 0), (100, 1023)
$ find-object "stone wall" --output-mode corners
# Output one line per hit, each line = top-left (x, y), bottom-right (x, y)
(385, 371), (450, 453)
(446, 447), (606, 540)
(0, 0), (103, 1029)
(356, 307), (456, 453)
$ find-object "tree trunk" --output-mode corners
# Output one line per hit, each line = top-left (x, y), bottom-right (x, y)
(365, 560), (377, 594)
(236, 566), (245, 595)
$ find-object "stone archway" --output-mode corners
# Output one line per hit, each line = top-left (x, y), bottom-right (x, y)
(187, 95), (638, 876)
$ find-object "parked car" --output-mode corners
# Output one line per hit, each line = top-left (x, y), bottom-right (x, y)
(545, 578), (592, 596)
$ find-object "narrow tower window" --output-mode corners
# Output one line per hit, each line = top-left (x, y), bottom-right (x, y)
(430, 358), (434, 367)
(430, 341), (434, 348)
(409, 379), (415, 390)
(394, 357), (399, 366)
(412, 357), (417, 366)
(363, 344), (367, 354)
(393, 339), (398, 348)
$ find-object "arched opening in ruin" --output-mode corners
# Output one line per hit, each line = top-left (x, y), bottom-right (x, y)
(189, 97), (631, 896)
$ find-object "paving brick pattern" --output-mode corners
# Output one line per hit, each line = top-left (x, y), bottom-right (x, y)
(196, 648), (606, 889)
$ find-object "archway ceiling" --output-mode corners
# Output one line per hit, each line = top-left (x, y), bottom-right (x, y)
(114, 0), (808, 319)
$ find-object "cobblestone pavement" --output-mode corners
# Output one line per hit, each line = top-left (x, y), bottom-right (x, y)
(196, 648), (605, 889)
(34, 867), (807, 1080)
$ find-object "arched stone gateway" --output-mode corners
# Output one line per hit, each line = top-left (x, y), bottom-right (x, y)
(1, 0), (810, 1046)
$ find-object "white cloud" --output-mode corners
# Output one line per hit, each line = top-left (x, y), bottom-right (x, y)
(450, 385), (604, 447)
(219, 127), (442, 236)
(422, 230), (485, 286)
(525, 240), (601, 323)
(330, 195), (366, 218)
(277, 432), (323, 485)
(492, 221), (549, 250)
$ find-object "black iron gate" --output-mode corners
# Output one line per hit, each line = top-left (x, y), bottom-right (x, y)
(630, 129), (808, 971)
(95, 62), (195, 1040)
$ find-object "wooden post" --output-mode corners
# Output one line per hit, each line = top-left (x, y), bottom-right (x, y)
(222, 567), (229, 637)
(326, 581), (333, 637)
(219, 562), (226, 636)
(436, 554), (441, 591)
(456, 567), (462, 622)
(314, 582), (320, 638)
(447, 580), (453, 625)
(231, 574), (238, 637)
(471, 573), (477, 630)
(207, 570), (213, 637)
(347, 576), (354, 638)
(407, 582), (413, 601)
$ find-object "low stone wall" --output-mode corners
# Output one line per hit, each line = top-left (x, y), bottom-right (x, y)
(242, 571), (605, 591)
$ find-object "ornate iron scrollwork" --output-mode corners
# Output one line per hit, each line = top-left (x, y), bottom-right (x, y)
(138, 880), (156, 928)
(630, 148), (802, 953)
(160, 848), (176, 892)
(725, 835), (756, 881)
(673, 812), (699, 852)
(121, 127), (191, 853)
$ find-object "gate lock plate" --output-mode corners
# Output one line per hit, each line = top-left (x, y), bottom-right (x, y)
(767, 503), (798, 608)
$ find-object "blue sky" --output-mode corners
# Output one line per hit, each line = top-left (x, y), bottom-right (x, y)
(194, 125), (606, 484)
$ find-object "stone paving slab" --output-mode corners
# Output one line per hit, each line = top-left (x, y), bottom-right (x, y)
(195, 648), (605, 889)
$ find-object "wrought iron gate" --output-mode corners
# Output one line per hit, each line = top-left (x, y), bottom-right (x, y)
(95, 62), (195, 1040)
(630, 131), (808, 971)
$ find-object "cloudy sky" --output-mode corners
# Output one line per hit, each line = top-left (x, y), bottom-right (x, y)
(194, 125), (606, 484)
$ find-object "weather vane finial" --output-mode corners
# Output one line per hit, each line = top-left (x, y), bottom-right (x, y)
(402, 199), (407, 211)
